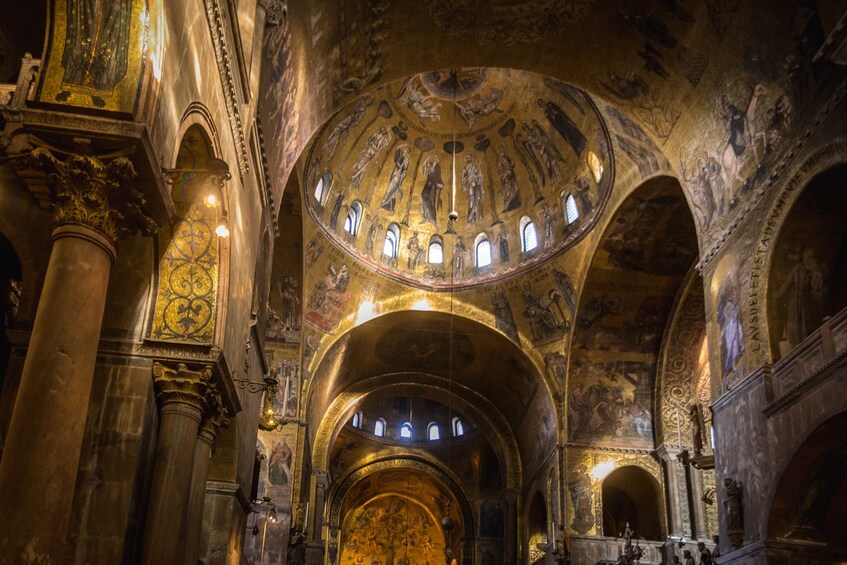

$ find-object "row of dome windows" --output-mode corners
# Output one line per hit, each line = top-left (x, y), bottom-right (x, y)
(316, 174), (581, 268)
(350, 412), (465, 440)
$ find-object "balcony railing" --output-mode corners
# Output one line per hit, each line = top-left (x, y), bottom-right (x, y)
(769, 305), (847, 404)
(0, 53), (41, 109)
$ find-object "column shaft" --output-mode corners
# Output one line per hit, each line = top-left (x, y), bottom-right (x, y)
(185, 428), (215, 564)
(0, 226), (114, 564)
(141, 401), (203, 564)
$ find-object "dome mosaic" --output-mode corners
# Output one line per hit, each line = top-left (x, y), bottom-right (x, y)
(302, 68), (614, 289)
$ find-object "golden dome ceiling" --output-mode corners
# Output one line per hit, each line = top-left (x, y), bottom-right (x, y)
(302, 68), (614, 289)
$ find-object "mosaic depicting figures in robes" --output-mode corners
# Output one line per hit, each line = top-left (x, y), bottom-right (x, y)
(457, 88), (504, 128)
(496, 142), (521, 212)
(380, 144), (412, 212)
(717, 274), (745, 377)
(774, 247), (824, 351)
(350, 126), (391, 189)
(397, 78), (441, 123)
(522, 120), (565, 186)
(462, 154), (485, 224)
(419, 153), (443, 224)
(268, 437), (292, 486)
(325, 95), (373, 155)
(56, 0), (133, 107)
(537, 97), (587, 156)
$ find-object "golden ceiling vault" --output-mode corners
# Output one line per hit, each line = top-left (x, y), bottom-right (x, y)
(302, 68), (613, 289)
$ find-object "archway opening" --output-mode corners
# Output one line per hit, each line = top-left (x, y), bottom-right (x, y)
(527, 491), (548, 549)
(601, 466), (662, 540)
(768, 411), (847, 557)
(0, 232), (21, 389)
(768, 164), (847, 360)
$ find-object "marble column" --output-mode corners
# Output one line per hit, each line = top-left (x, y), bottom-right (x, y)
(185, 388), (229, 565)
(141, 362), (212, 565)
(657, 444), (691, 541)
(305, 470), (331, 565)
(0, 148), (155, 564)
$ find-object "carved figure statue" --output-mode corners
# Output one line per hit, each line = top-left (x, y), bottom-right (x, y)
(723, 478), (743, 548)
(689, 403), (704, 455)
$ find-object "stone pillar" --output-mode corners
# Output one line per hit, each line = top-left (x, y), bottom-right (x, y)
(657, 444), (691, 540)
(689, 466), (710, 540)
(184, 388), (229, 565)
(503, 489), (519, 565)
(305, 470), (330, 565)
(141, 362), (212, 565)
(0, 148), (154, 564)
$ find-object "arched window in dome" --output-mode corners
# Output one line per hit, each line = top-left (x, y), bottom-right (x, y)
(452, 417), (464, 437)
(400, 422), (413, 439)
(428, 422), (440, 441)
(428, 235), (443, 264)
(563, 192), (579, 225)
(383, 224), (400, 258)
(520, 216), (538, 252)
(475, 234), (492, 268)
(314, 172), (332, 205)
(374, 418), (386, 437)
(351, 410), (363, 429)
(343, 201), (363, 236)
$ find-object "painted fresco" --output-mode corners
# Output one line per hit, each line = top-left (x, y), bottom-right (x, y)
(37, 0), (150, 113)
(302, 68), (614, 290)
(339, 495), (445, 565)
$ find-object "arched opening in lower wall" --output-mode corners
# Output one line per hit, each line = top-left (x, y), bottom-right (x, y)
(0, 232), (21, 388)
(526, 491), (548, 556)
(767, 411), (847, 559)
(601, 466), (662, 540)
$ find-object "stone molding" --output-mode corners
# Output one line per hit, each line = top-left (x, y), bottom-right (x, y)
(32, 147), (157, 246)
(203, 0), (249, 175)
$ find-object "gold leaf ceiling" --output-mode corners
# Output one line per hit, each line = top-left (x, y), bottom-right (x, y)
(302, 68), (614, 289)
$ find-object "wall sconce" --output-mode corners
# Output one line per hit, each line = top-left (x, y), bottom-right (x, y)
(162, 157), (231, 238)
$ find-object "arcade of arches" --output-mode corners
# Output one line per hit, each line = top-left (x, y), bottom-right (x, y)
(0, 2), (846, 564)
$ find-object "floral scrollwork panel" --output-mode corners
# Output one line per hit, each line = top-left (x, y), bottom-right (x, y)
(150, 201), (219, 343)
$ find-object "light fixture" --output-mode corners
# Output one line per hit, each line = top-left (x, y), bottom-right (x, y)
(268, 506), (278, 523)
(215, 215), (230, 238)
(589, 461), (615, 481)
(205, 193), (218, 207)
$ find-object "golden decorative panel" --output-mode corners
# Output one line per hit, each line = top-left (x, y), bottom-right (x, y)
(149, 200), (219, 343)
(37, 0), (149, 114)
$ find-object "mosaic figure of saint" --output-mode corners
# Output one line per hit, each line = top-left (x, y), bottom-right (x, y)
(380, 144), (412, 212)
(350, 126), (390, 189)
(523, 120), (565, 186)
(57, 0), (133, 107)
(717, 277), (745, 377)
(461, 154), (484, 224)
(537, 97), (587, 156)
(324, 95), (373, 155)
(419, 154), (443, 224)
(496, 142), (521, 212)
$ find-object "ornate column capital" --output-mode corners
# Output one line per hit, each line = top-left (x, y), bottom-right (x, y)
(32, 147), (157, 247)
(313, 469), (332, 490)
(152, 361), (213, 412)
(199, 386), (231, 443)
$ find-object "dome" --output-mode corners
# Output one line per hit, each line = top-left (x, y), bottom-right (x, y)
(301, 68), (614, 289)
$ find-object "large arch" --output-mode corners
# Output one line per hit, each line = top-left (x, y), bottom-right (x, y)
(766, 163), (847, 361)
(601, 465), (663, 540)
(328, 457), (476, 563)
(314, 372), (522, 489)
(307, 310), (556, 481)
(566, 175), (699, 450)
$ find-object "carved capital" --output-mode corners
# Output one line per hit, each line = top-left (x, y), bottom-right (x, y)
(32, 147), (157, 245)
(152, 361), (212, 412)
(199, 385), (230, 441)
